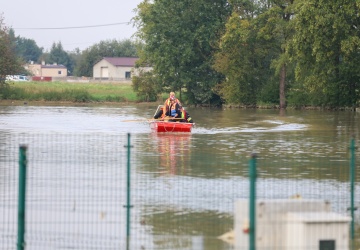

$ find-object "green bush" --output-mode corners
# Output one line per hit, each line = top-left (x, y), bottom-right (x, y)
(42, 91), (63, 101)
(104, 95), (126, 102)
(62, 90), (91, 102)
(0, 84), (27, 100)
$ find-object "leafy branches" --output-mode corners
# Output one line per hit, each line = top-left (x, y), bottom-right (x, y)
(0, 14), (22, 93)
(290, 0), (360, 107)
(134, 0), (231, 105)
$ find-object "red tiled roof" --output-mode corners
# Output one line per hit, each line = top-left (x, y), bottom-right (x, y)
(103, 57), (138, 67)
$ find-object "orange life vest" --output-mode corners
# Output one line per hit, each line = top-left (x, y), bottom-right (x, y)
(161, 98), (181, 118)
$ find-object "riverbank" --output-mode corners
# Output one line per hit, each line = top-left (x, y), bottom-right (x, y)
(0, 99), (157, 107)
(2, 81), (359, 111)
(1, 81), (139, 103)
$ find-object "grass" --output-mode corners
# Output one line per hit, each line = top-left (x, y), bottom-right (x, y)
(1, 81), (139, 103)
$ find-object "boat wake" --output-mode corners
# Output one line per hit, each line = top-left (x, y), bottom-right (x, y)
(193, 123), (307, 134)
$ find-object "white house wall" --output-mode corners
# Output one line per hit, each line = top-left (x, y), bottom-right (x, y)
(93, 60), (113, 78)
(114, 66), (133, 79)
(93, 59), (152, 79)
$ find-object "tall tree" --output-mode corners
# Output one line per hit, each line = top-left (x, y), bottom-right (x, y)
(74, 39), (139, 77)
(8, 29), (43, 63)
(68, 48), (82, 75)
(290, 0), (360, 107)
(214, 0), (295, 108)
(214, 0), (266, 105)
(48, 42), (75, 75)
(134, 0), (232, 105)
(0, 15), (22, 85)
(261, 0), (295, 109)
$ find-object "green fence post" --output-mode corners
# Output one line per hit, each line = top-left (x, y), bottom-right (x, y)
(17, 145), (27, 250)
(124, 133), (133, 250)
(349, 138), (356, 250)
(249, 153), (257, 250)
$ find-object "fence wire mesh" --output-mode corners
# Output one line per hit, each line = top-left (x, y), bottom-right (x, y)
(0, 133), (359, 250)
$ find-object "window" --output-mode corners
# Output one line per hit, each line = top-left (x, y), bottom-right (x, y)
(125, 72), (131, 79)
(319, 240), (335, 250)
(58, 71), (62, 75)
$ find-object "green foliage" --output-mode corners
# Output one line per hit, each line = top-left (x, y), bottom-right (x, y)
(290, 0), (360, 107)
(132, 70), (159, 102)
(259, 80), (279, 104)
(68, 48), (82, 75)
(73, 39), (139, 77)
(213, 11), (271, 105)
(103, 95), (126, 102)
(48, 42), (75, 75)
(287, 84), (311, 107)
(41, 91), (62, 101)
(214, 0), (297, 107)
(0, 81), (137, 103)
(134, 0), (231, 105)
(62, 89), (91, 102)
(9, 29), (43, 63)
(0, 15), (23, 85)
(0, 84), (26, 100)
(0, 83), (10, 100)
(2, 1), (360, 109)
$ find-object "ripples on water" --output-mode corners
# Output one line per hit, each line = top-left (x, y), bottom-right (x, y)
(0, 105), (359, 249)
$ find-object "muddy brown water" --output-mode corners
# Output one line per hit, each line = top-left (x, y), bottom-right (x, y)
(0, 104), (359, 249)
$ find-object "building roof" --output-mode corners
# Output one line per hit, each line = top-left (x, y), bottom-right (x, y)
(102, 57), (139, 67)
(41, 64), (67, 69)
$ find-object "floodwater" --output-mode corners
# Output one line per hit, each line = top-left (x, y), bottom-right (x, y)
(0, 104), (359, 250)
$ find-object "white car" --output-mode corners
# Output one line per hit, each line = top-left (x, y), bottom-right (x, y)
(6, 75), (29, 82)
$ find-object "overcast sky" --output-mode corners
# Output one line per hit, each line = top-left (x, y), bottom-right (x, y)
(2, 0), (143, 52)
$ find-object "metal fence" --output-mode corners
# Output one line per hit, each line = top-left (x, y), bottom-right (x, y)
(0, 133), (359, 250)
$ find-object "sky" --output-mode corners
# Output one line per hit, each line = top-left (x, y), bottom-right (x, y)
(2, 0), (143, 52)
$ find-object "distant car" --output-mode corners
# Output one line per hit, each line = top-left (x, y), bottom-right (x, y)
(6, 75), (29, 82)
(17, 75), (29, 81)
(5, 75), (13, 81)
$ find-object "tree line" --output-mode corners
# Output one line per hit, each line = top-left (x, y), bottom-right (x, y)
(0, 13), (139, 79)
(132, 0), (360, 108)
(2, 0), (360, 109)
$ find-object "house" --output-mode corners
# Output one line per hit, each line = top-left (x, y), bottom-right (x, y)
(25, 61), (68, 79)
(93, 57), (152, 80)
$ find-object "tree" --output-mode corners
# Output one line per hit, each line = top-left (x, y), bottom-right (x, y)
(134, 0), (232, 105)
(0, 15), (22, 85)
(213, 1), (263, 105)
(132, 70), (159, 102)
(74, 39), (139, 77)
(290, 0), (360, 108)
(8, 29), (43, 63)
(213, 0), (265, 105)
(260, 0), (295, 109)
(68, 48), (82, 75)
(48, 42), (75, 75)
(214, 0), (295, 108)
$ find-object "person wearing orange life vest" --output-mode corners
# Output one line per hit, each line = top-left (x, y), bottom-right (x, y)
(153, 92), (182, 119)
(168, 98), (181, 121)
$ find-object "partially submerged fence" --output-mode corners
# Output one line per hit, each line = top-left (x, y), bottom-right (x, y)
(0, 133), (359, 250)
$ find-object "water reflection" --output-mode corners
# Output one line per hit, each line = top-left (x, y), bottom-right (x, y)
(151, 133), (192, 176)
(1, 105), (360, 249)
(143, 209), (233, 250)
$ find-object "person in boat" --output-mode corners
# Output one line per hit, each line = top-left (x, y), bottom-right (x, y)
(179, 106), (194, 123)
(153, 92), (182, 119)
(168, 98), (181, 122)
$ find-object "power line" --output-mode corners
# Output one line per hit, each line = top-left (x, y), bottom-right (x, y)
(14, 22), (131, 30)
